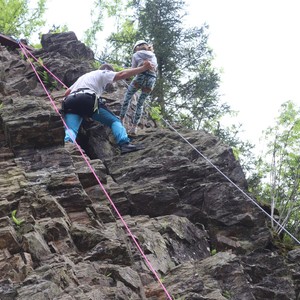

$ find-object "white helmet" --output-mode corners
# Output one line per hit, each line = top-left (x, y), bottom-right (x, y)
(133, 40), (148, 51)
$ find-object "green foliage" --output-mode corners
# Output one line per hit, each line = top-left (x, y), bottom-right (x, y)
(281, 233), (297, 249)
(30, 42), (42, 49)
(150, 106), (162, 122)
(231, 147), (240, 161)
(110, 63), (124, 72)
(84, 11), (104, 51)
(11, 210), (23, 226)
(30, 57), (58, 90)
(222, 290), (232, 299)
(102, 0), (124, 16)
(91, 60), (101, 70)
(86, 0), (252, 171)
(87, 0), (226, 124)
(91, 60), (124, 72)
(0, 0), (46, 40)
(39, 69), (58, 90)
(168, 60), (223, 130)
(210, 249), (217, 256)
(212, 121), (255, 175)
(83, 0), (122, 51)
(85, 0), (137, 63)
(250, 100), (300, 240)
(106, 19), (138, 65)
(131, 0), (241, 153)
(133, 0), (187, 112)
(47, 24), (69, 34)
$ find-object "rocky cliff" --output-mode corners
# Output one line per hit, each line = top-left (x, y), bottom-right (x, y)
(0, 32), (299, 300)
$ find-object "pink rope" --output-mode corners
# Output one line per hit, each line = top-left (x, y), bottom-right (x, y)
(23, 46), (68, 89)
(18, 42), (173, 300)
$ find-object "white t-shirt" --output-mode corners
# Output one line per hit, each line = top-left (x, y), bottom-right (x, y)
(70, 70), (116, 96)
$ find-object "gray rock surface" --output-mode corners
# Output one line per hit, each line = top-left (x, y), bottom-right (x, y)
(0, 32), (298, 299)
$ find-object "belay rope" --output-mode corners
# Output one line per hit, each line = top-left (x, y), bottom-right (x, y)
(127, 82), (300, 246)
(163, 118), (300, 245)
(18, 41), (173, 299)
(18, 39), (300, 298)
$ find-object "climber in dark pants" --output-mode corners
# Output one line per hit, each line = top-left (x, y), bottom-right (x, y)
(62, 61), (154, 154)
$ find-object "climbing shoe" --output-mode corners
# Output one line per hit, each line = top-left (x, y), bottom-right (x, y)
(120, 143), (144, 154)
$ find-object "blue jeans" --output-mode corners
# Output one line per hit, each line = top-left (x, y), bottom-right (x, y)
(64, 108), (130, 145)
(120, 73), (156, 125)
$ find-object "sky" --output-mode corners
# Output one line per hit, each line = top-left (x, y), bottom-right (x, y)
(38, 0), (300, 153)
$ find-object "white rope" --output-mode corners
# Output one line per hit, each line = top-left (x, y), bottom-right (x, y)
(121, 79), (300, 245)
(144, 100), (300, 246)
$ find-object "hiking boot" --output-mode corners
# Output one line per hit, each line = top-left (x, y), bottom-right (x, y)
(128, 125), (138, 136)
(120, 142), (144, 154)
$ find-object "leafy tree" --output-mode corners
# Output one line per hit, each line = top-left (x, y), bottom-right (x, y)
(106, 19), (137, 65)
(213, 122), (255, 175)
(83, 0), (132, 62)
(168, 59), (224, 130)
(0, 0), (46, 39)
(83, 4), (104, 51)
(87, 0), (254, 175)
(130, 0), (254, 163)
(132, 0), (187, 114)
(250, 100), (300, 240)
(89, 0), (224, 122)
(131, 0), (231, 134)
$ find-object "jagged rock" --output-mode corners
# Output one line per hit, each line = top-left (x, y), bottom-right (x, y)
(22, 231), (52, 263)
(34, 31), (95, 88)
(241, 249), (296, 299)
(41, 32), (94, 60)
(146, 252), (256, 300)
(0, 32), (299, 299)
(0, 225), (21, 254)
(1, 95), (64, 151)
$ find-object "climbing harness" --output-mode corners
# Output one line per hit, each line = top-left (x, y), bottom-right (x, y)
(17, 41), (173, 300)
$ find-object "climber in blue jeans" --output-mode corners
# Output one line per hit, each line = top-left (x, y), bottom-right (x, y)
(62, 61), (154, 154)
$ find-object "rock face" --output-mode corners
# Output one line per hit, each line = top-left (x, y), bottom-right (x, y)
(0, 32), (299, 300)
